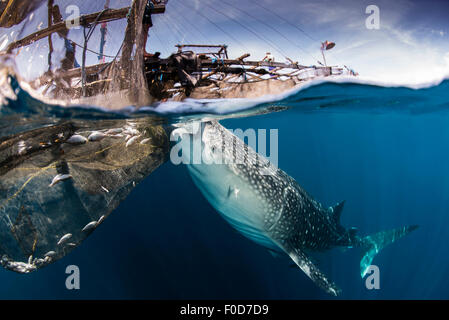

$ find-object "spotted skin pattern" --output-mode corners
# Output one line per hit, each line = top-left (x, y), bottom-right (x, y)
(178, 121), (417, 296)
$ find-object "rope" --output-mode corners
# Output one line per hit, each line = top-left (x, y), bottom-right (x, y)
(91, 5), (136, 78)
(161, 12), (184, 44)
(150, 16), (171, 54)
(172, 3), (217, 47)
(177, 0), (249, 52)
(216, 0), (320, 63)
(246, 1), (342, 66)
(201, 1), (289, 59)
(59, 34), (119, 58)
(247, 0), (318, 42)
(81, 8), (110, 96)
(0, 0), (15, 23)
(72, 5), (133, 89)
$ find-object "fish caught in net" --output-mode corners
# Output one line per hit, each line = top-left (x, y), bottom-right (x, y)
(0, 117), (169, 273)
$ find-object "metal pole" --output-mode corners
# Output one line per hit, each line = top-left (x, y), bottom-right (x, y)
(321, 48), (327, 67)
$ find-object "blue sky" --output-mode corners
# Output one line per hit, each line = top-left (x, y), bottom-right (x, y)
(2, 0), (449, 84)
(153, 0), (449, 83)
(150, 0), (449, 83)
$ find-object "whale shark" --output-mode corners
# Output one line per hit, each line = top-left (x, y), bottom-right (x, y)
(171, 120), (418, 296)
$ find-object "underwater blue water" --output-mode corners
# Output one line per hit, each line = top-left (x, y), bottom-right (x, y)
(1, 77), (449, 299)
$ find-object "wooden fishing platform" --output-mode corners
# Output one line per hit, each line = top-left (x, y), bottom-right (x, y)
(2, 0), (345, 106)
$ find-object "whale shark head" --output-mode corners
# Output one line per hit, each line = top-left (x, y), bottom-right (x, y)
(170, 121), (276, 247)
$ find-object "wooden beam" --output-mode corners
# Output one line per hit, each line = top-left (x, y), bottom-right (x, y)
(201, 69), (219, 81)
(63, 63), (110, 79)
(176, 44), (228, 48)
(35, 62), (110, 87)
(47, 0), (54, 70)
(236, 53), (250, 61)
(200, 58), (310, 70)
(7, 5), (165, 52)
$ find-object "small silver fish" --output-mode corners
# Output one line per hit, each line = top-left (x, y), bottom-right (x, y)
(49, 174), (72, 187)
(66, 134), (87, 144)
(4, 261), (36, 273)
(96, 215), (106, 227)
(57, 233), (72, 246)
(124, 127), (139, 136)
(44, 251), (56, 258)
(17, 141), (27, 155)
(82, 221), (97, 232)
(140, 138), (151, 145)
(105, 128), (123, 135)
(126, 135), (140, 147)
(34, 258), (45, 267)
(88, 131), (106, 142)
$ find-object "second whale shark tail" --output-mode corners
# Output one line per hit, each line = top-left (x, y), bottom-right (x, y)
(357, 225), (419, 278)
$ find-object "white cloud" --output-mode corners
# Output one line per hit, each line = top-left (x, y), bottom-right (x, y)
(382, 25), (417, 46)
(333, 41), (449, 84)
(430, 29), (446, 37)
(285, 0), (448, 84)
(445, 52), (449, 66)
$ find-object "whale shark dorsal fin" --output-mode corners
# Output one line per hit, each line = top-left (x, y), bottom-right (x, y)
(288, 247), (341, 296)
(329, 200), (345, 223)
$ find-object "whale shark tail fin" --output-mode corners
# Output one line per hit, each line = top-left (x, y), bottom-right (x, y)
(359, 225), (419, 278)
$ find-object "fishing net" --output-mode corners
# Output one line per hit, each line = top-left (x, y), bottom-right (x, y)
(0, 115), (169, 272)
(0, 0), (157, 108)
(0, 0), (174, 274)
(104, 0), (152, 107)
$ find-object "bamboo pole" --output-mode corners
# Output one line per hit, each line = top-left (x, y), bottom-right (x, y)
(6, 5), (166, 53)
(98, 0), (110, 63)
(47, 0), (54, 71)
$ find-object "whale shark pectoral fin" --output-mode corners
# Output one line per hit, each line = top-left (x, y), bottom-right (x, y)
(288, 248), (341, 296)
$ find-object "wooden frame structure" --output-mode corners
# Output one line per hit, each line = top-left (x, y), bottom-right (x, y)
(176, 44), (229, 59)
(6, 5), (166, 53)
(5, 1), (345, 103)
